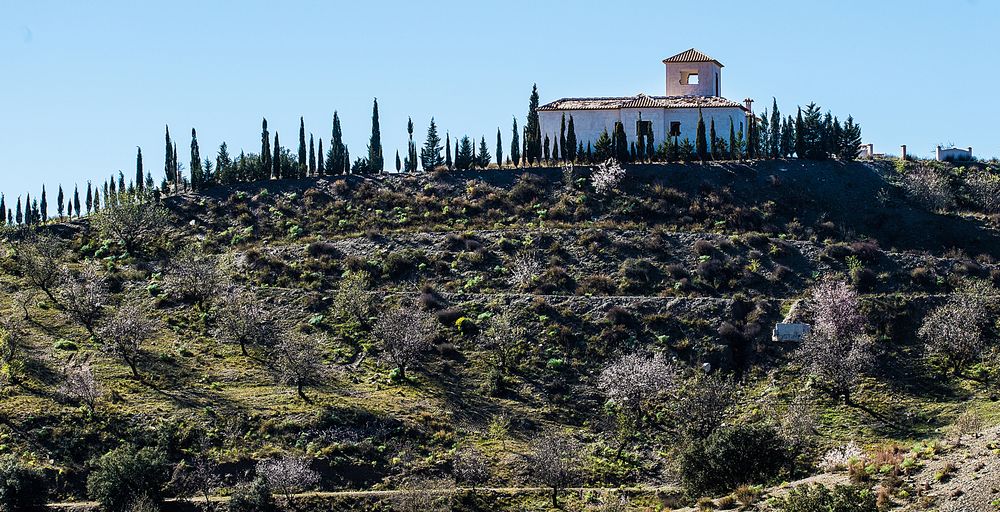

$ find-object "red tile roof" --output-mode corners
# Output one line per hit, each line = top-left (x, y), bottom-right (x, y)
(662, 48), (723, 67)
(538, 94), (745, 111)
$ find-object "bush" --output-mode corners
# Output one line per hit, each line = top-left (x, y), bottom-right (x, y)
(679, 424), (790, 496)
(86, 445), (169, 512)
(773, 484), (876, 512)
(228, 477), (275, 512)
(0, 455), (48, 512)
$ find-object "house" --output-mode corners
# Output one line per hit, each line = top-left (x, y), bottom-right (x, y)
(538, 48), (749, 155)
(936, 145), (973, 162)
(772, 323), (811, 342)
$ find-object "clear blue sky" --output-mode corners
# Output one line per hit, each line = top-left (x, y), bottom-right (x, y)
(1, 0), (996, 204)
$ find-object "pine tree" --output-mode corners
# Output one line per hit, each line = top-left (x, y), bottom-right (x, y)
(31, 199), (39, 225)
(203, 158), (214, 187)
(309, 134), (316, 176)
(261, 118), (272, 179)
(217, 143), (234, 184)
(420, 118), (443, 171)
(272, 132), (282, 179)
(317, 139), (325, 176)
(559, 113), (567, 161)
(478, 136), (491, 168)
(526, 84), (542, 164)
(395, 150), (401, 172)
(40, 186), (47, 222)
(73, 186), (81, 218)
(456, 136), (474, 170)
(839, 116), (862, 162)
(566, 116), (577, 163)
(801, 103), (824, 160)
(445, 132), (452, 170)
(594, 128), (613, 161)
(510, 118), (521, 168)
(496, 128), (503, 168)
(821, 112), (834, 158)
(695, 110), (708, 161)
(190, 128), (202, 190)
(298, 117), (308, 177)
(136, 147), (144, 192)
(368, 98), (383, 173)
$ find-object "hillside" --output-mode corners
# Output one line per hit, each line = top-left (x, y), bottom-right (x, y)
(2, 158), (1000, 511)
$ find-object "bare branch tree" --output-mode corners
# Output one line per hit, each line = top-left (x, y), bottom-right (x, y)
(93, 191), (170, 255)
(170, 456), (221, 511)
(507, 251), (542, 290)
(97, 301), (160, 379)
(216, 289), (278, 356)
(526, 432), (582, 508)
(480, 307), (525, 377)
(902, 165), (953, 211)
(13, 235), (64, 302)
(453, 446), (491, 493)
(919, 279), (994, 376)
(373, 307), (436, 380)
(164, 249), (227, 308)
(255, 456), (319, 504)
(668, 372), (737, 440)
(0, 317), (27, 387)
(270, 329), (325, 401)
(333, 271), (374, 327)
(59, 362), (102, 412)
(58, 262), (110, 335)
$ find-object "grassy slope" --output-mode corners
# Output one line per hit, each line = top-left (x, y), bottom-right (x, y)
(2, 159), (999, 510)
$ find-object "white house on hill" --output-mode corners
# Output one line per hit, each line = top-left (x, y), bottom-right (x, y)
(538, 48), (749, 154)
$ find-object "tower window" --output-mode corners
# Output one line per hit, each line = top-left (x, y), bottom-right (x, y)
(636, 120), (652, 138)
(670, 122), (681, 137)
(684, 73), (699, 85)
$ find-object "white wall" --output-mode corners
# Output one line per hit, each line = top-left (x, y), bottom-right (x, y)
(665, 61), (722, 96)
(540, 107), (747, 153)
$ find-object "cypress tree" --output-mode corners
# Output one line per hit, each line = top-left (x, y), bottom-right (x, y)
(795, 108), (805, 158)
(510, 118), (521, 168)
(456, 139), (460, 167)
(85, 184), (93, 214)
(496, 128), (503, 168)
(109, 177), (116, 204)
(769, 99), (781, 159)
(93, 189), (100, 212)
(31, 199), (39, 225)
(164, 126), (175, 186)
(758, 110), (769, 160)
(395, 150), (401, 172)
(15, 197), (22, 225)
(647, 125), (655, 161)
(729, 118), (737, 160)
(173, 142), (181, 191)
(478, 136), (491, 168)
(0, 195), (4, 225)
(821, 112), (834, 158)
(309, 134), (316, 176)
(298, 117), (308, 177)
(136, 147), (144, 192)
(630, 141), (637, 162)
(614, 122), (629, 162)
(327, 112), (346, 175)
(406, 118), (418, 172)
(40, 186), (47, 222)
(559, 113), (567, 161)
(695, 110), (708, 161)
(637, 115), (646, 162)
(344, 147), (350, 174)
(368, 98), (383, 173)
(317, 139), (325, 176)
(73, 186), (80, 218)
(190, 128), (202, 190)
(526, 84), (541, 164)
(261, 118), (272, 179)
(420, 118), (443, 171)
(445, 133), (452, 170)
(56, 186), (64, 217)
(272, 132), (282, 179)
(566, 116), (577, 163)
(709, 118), (717, 160)
(543, 135), (550, 162)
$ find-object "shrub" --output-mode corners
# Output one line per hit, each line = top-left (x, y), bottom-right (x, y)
(228, 476), (274, 512)
(86, 445), (169, 512)
(306, 241), (341, 258)
(679, 424), (790, 496)
(692, 239), (716, 256)
(773, 484), (876, 512)
(0, 455), (48, 512)
(576, 275), (617, 295)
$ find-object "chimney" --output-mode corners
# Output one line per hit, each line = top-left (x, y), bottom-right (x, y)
(901, 145), (907, 161)
(936, 145), (942, 161)
(968, 147), (973, 158)
(743, 98), (754, 111)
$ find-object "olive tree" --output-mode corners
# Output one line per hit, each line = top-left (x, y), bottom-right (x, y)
(59, 262), (110, 335)
(919, 279), (994, 376)
(373, 307), (436, 380)
(97, 302), (160, 379)
(93, 191), (170, 255)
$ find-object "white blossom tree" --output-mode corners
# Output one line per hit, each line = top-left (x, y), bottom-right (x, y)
(919, 279), (994, 376)
(216, 289), (278, 356)
(58, 262), (110, 335)
(97, 301), (160, 379)
(527, 433), (581, 508)
(164, 249), (227, 308)
(256, 456), (319, 503)
(591, 159), (626, 196)
(59, 363), (102, 412)
(270, 330), (325, 401)
(373, 307), (436, 380)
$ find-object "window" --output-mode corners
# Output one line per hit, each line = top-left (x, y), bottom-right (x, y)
(670, 122), (681, 137)
(636, 120), (652, 138)
(685, 72), (699, 85)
